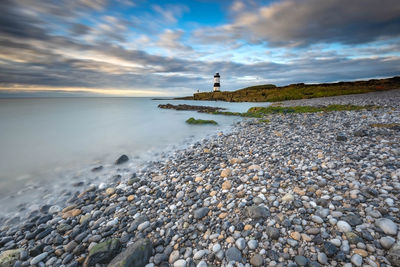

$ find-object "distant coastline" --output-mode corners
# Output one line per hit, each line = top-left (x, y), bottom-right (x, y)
(175, 76), (400, 102)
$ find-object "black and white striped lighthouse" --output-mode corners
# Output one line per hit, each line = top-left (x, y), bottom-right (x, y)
(213, 72), (220, 92)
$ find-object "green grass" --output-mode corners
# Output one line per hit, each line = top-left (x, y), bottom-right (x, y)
(186, 117), (218, 125)
(257, 119), (271, 124)
(247, 104), (377, 114)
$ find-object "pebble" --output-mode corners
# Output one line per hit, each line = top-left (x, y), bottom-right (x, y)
(351, 254), (363, 266)
(375, 218), (398, 235)
(226, 247), (242, 262)
(1, 91), (400, 267)
(174, 259), (186, 267)
(30, 252), (48, 265)
(336, 221), (352, 232)
(235, 238), (246, 250)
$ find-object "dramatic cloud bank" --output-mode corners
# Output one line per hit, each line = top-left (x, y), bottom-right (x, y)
(0, 0), (399, 96)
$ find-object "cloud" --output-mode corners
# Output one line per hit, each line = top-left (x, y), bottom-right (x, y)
(198, 0), (400, 47)
(152, 4), (189, 24)
(157, 29), (193, 53)
(0, 0), (399, 96)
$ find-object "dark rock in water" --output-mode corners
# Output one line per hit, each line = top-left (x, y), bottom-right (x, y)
(108, 238), (152, 267)
(83, 239), (121, 267)
(245, 206), (270, 219)
(323, 242), (338, 257)
(72, 181), (84, 187)
(91, 166), (103, 172)
(226, 247), (242, 262)
(194, 207), (209, 219)
(115, 155), (129, 165)
(158, 103), (225, 113)
(387, 244), (400, 267)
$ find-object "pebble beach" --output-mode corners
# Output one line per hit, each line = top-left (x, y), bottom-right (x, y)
(1, 90), (399, 267)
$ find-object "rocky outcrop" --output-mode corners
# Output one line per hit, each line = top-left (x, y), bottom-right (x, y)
(158, 104), (225, 113)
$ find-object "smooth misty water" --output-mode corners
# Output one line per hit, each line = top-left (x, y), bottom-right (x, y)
(0, 97), (269, 216)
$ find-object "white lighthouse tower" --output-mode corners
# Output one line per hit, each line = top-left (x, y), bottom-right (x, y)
(213, 73), (220, 92)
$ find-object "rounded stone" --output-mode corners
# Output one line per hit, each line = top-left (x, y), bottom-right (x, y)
(248, 240), (258, 250)
(235, 238), (246, 250)
(226, 247), (242, 262)
(173, 259), (186, 267)
(337, 221), (352, 232)
(250, 254), (263, 266)
(380, 236), (395, 250)
(351, 254), (363, 266)
(375, 218), (398, 235)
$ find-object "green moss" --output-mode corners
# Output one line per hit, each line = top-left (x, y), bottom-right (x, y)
(186, 117), (218, 125)
(257, 119), (271, 124)
(247, 104), (376, 114)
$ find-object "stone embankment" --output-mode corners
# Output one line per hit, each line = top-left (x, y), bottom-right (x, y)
(0, 90), (399, 267)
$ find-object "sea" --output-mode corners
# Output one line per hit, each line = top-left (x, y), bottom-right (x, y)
(0, 97), (270, 219)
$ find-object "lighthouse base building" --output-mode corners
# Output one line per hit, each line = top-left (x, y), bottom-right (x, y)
(213, 73), (220, 92)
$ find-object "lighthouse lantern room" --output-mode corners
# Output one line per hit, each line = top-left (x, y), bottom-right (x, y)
(213, 72), (220, 92)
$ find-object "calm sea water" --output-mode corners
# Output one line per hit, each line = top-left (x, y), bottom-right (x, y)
(0, 97), (269, 217)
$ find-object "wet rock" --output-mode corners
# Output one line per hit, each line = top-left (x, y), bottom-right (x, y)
(108, 238), (152, 267)
(115, 155), (129, 165)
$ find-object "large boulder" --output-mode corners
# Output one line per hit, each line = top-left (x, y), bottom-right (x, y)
(0, 249), (22, 267)
(84, 239), (121, 267)
(108, 239), (152, 267)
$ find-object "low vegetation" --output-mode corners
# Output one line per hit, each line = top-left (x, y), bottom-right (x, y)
(247, 104), (377, 114)
(210, 104), (377, 119)
(186, 117), (218, 125)
(184, 76), (400, 102)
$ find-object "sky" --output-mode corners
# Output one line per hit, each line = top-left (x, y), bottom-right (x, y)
(1, 0), (400, 97)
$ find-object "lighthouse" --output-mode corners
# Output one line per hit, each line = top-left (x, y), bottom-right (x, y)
(213, 72), (220, 92)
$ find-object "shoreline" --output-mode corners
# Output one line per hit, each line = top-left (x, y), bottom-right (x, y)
(0, 90), (399, 267)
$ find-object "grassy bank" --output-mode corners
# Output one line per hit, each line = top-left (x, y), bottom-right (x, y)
(186, 76), (400, 102)
(211, 104), (377, 118)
